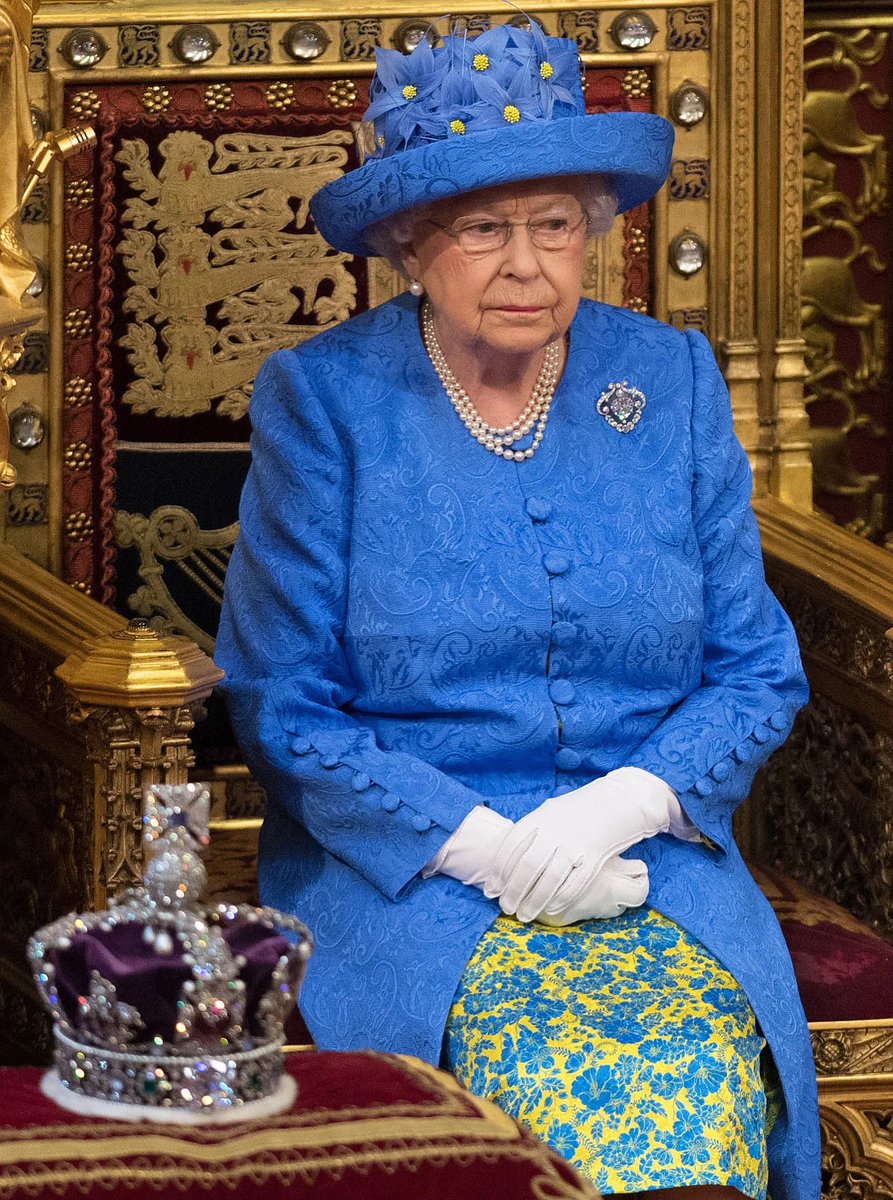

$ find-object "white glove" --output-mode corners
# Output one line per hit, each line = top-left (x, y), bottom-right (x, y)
(536, 853), (650, 926)
(422, 805), (514, 888)
(484, 767), (694, 923)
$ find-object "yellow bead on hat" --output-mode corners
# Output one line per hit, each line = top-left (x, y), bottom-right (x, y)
(503, 104), (521, 123)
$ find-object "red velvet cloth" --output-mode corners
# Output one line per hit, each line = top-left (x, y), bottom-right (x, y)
(752, 864), (893, 1022)
(0, 1050), (597, 1198)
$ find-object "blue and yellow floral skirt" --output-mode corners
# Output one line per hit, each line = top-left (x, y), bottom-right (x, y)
(444, 909), (782, 1197)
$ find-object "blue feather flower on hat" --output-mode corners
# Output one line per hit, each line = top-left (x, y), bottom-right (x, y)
(364, 24), (586, 156)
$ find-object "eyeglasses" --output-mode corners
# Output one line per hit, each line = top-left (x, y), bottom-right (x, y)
(424, 208), (588, 255)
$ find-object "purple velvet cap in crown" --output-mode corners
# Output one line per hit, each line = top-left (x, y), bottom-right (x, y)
(311, 21), (674, 257)
(28, 784), (313, 1124)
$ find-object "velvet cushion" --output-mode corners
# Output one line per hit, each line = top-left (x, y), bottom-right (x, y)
(752, 863), (893, 1022)
(0, 1050), (597, 1199)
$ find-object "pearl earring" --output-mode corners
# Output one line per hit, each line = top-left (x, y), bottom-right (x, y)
(409, 279), (424, 297)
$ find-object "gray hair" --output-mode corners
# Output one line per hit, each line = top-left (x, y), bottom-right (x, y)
(366, 175), (618, 273)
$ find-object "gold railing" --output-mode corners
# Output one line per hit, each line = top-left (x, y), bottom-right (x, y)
(0, 542), (220, 1062)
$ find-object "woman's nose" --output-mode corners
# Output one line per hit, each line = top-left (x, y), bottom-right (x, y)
(499, 225), (542, 279)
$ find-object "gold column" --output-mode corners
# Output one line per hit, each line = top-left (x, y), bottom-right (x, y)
(56, 618), (223, 906)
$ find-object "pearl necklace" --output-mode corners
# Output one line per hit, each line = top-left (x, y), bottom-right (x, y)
(421, 302), (561, 462)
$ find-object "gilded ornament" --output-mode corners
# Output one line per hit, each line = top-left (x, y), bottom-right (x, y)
(265, 81), (293, 111)
(114, 129), (357, 419)
(327, 79), (357, 110)
(0, 0), (44, 332)
(609, 11), (657, 51)
(30, 105), (46, 140)
(669, 158), (710, 200)
(667, 8), (711, 51)
(6, 481), (47, 525)
(9, 330), (47, 373)
(627, 226), (647, 254)
(118, 24), (160, 69)
(64, 376), (91, 406)
(340, 18), (381, 62)
(28, 24), (48, 72)
(802, 28), (891, 537)
(169, 25), (218, 65)
(65, 242), (92, 271)
(282, 22), (329, 62)
(25, 259), (45, 298)
(622, 69), (650, 99)
(59, 28), (108, 70)
(670, 308), (709, 333)
(204, 83), (233, 113)
(65, 511), (93, 542)
(8, 402), (44, 450)
(625, 297), (649, 314)
(117, 507), (239, 652)
(557, 11), (599, 53)
(447, 16), (490, 37)
(21, 182), (47, 223)
(68, 91), (100, 122)
(393, 20), (436, 54)
(64, 441), (91, 471)
(670, 231), (707, 276)
(670, 81), (709, 127)
(229, 20), (270, 66)
(141, 86), (172, 115)
(64, 308), (90, 338)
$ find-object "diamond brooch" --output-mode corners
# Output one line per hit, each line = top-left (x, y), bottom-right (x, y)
(597, 380), (646, 433)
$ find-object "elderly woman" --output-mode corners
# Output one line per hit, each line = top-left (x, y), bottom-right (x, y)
(216, 22), (819, 1200)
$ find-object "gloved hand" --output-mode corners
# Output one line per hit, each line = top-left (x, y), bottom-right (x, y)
(483, 767), (692, 923)
(421, 805), (514, 888)
(535, 853), (650, 926)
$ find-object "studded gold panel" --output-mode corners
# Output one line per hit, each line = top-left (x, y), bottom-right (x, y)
(8, 0), (812, 578)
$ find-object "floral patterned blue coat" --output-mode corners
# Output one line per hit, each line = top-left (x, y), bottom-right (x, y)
(216, 293), (820, 1200)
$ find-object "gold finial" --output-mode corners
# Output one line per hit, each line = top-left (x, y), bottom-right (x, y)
(0, 2), (97, 490)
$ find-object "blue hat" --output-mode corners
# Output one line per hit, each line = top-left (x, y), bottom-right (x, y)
(311, 23), (674, 258)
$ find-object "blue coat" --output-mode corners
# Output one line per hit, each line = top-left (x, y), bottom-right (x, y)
(216, 293), (820, 1200)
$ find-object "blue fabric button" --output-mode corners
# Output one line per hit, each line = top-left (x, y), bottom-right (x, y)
(543, 551), (569, 575)
(411, 813), (433, 833)
(768, 710), (788, 732)
(555, 747), (582, 770)
(551, 621), (577, 647)
(525, 497), (552, 522)
(381, 794), (401, 813)
(319, 753), (339, 769)
(549, 679), (575, 705)
(291, 736), (312, 755)
(751, 724), (772, 745)
(711, 759), (731, 782)
(351, 771), (371, 792)
(693, 776), (715, 798)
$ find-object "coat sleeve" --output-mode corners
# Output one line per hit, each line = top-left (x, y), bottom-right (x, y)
(215, 349), (486, 901)
(624, 329), (809, 852)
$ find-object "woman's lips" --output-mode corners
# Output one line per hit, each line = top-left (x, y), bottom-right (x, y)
(493, 305), (546, 313)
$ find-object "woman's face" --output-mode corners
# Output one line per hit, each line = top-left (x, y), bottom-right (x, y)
(401, 178), (588, 362)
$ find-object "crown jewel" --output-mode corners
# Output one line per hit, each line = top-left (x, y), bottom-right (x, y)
(29, 784), (313, 1123)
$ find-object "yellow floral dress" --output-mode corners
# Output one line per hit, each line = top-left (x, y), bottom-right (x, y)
(444, 908), (783, 1197)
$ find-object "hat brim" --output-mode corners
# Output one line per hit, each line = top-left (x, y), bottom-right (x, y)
(310, 111), (675, 258)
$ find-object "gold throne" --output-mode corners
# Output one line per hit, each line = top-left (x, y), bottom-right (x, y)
(1, 3), (893, 1194)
